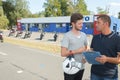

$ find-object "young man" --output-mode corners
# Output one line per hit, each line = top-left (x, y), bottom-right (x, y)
(90, 15), (120, 80)
(61, 13), (88, 80)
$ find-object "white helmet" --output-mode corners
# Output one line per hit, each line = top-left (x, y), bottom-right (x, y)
(62, 55), (82, 75)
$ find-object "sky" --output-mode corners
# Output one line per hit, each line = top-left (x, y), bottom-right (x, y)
(26, 0), (120, 17)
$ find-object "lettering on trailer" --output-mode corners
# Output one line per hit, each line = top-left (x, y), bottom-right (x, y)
(85, 16), (90, 21)
(84, 15), (94, 22)
(94, 16), (99, 21)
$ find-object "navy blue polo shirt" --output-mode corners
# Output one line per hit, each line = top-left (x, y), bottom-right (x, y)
(91, 32), (120, 78)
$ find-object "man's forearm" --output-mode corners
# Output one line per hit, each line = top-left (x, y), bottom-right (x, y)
(61, 50), (73, 57)
(107, 57), (120, 64)
(72, 47), (87, 54)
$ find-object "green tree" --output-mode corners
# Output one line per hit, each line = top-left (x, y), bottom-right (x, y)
(67, 0), (90, 15)
(44, 0), (62, 17)
(0, 16), (9, 29)
(14, 0), (30, 18)
(97, 7), (108, 14)
(0, 0), (2, 6)
(59, 0), (70, 16)
(44, 0), (90, 16)
(75, 0), (90, 14)
(28, 13), (41, 18)
(38, 11), (45, 17)
(2, 0), (30, 28)
(0, 0), (9, 29)
(29, 11), (45, 18)
(2, 1), (15, 27)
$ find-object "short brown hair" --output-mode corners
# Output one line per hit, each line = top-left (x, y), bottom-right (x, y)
(70, 13), (83, 25)
(97, 15), (111, 26)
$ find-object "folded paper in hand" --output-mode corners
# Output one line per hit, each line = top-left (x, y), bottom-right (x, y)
(83, 51), (101, 64)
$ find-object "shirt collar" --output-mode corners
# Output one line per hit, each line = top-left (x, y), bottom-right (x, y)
(101, 32), (115, 38)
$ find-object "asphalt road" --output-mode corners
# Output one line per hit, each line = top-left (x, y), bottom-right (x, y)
(0, 42), (64, 80)
(0, 42), (119, 80)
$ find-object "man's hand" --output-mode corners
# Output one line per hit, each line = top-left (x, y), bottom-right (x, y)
(82, 58), (86, 64)
(95, 53), (120, 64)
(72, 47), (86, 54)
(96, 55), (108, 64)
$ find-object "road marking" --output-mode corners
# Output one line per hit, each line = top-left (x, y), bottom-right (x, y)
(17, 70), (23, 74)
(0, 52), (8, 56)
(11, 62), (47, 80)
(40, 64), (45, 68)
(19, 46), (61, 58)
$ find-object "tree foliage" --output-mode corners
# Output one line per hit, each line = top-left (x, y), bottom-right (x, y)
(43, 0), (90, 17)
(0, 0), (9, 29)
(44, 0), (61, 17)
(0, 0), (2, 6)
(28, 11), (45, 18)
(2, 0), (30, 27)
(1, 0), (91, 28)
(75, 0), (90, 15)
(0, 16), (9, 29)
(97, 7), (108, 14)
(59, 0), (70, 16)
(67, 0), (90, 15)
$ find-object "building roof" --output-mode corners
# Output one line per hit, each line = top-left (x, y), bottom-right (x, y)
(18, 15), (94, 24)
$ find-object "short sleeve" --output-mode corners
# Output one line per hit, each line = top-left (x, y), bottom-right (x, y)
(117, 36), (120, 52)
(90, 36), (95, 49)
(61, 34), (69, 48)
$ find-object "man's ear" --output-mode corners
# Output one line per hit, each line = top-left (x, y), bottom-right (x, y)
(105, 22), (109, 26)
(71, 22), (74, 26)
(71, 22), (76, 26)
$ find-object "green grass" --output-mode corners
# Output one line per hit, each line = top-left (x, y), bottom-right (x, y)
(4, 37), (61, 54)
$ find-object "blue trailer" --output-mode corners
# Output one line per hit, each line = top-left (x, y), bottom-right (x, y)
(17, 15), (94, 34)
(17, 15), (120, 34)
(110, 16), (120, 33)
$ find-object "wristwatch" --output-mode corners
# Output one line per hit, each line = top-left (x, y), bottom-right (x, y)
(69, 50), (73, 55)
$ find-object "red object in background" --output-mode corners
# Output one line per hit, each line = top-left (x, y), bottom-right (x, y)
(93, 15), (101, 35)
(93, 21), (101, 35)
(17, 19), (21, 31)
